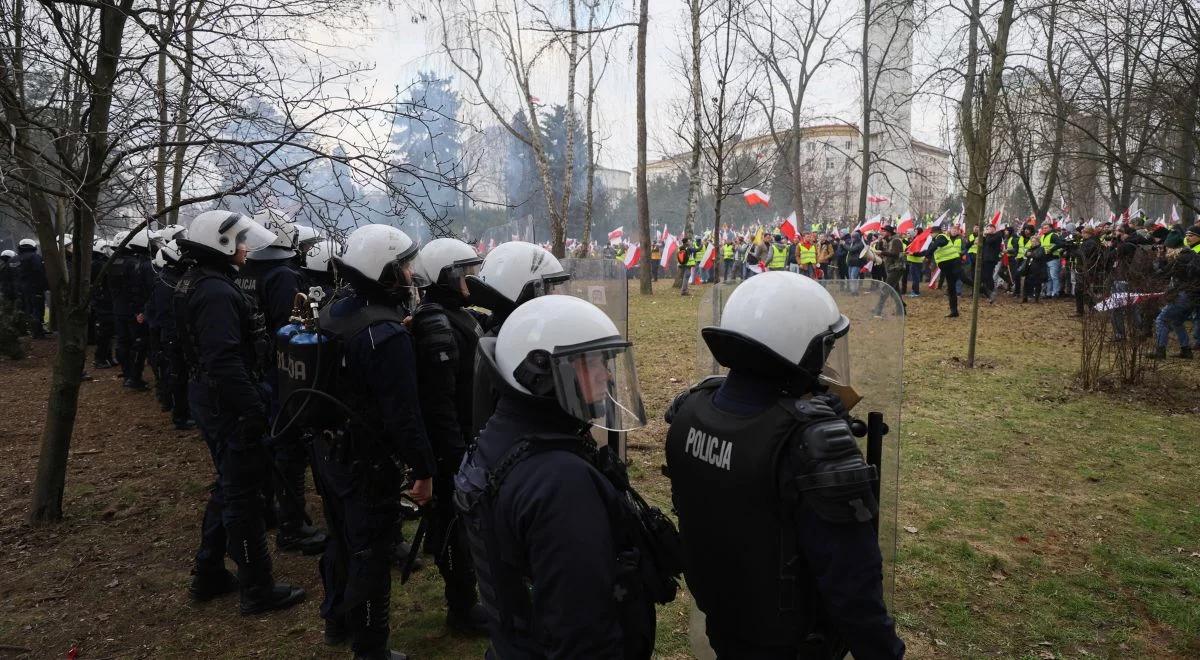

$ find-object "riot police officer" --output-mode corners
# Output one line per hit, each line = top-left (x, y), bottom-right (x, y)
(0, 249), (16, 303)
(455, 295), (661, 659)
(244, 211), (327, 555)
(465, 241), (570, 436)
(90, 240), (116, 368)
(311, 224), (434, 660)
(147, 240), (195, 430)
(664, 271), (904, 659)
(108, 229), (155, 388)
(174, 210), (306, 615)
(14, 239), (47, 338)
(409, 238), (488, 634)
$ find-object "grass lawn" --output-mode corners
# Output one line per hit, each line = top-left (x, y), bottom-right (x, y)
(0, 278), (1197, 658)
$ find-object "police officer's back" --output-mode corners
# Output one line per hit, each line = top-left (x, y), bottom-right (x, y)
(0, 250), (16, 302)
(14, 239), (47, 338)
(311, 224), (435, 660)
(665, 272), (904, 659)
(455, 295), (671, 659)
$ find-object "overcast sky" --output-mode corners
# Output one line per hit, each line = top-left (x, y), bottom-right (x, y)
(320, 1), (949, 173)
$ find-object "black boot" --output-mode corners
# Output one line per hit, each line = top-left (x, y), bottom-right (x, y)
(240, 582), (306, 615)
(1179, 346), (1194, 359)
(446, 603), (489, 636)
(189, 568), (239, 602)
(324, 617), (349, 646)
(174, 418), (198, 431)
(277, 523), (328, 556)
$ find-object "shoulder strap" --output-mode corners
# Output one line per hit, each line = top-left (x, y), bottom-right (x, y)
(485, 433), (596, 498)
(319, 302), (406, 340)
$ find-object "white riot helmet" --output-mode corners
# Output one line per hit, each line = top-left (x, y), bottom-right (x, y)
(18, 238), (37, 250)
(334, 224), (419, 293)
(468, 241), (569, 315)
(126, 227), (152, 252)
(155, 224), (187, 243)
(493, 295), (646, 431)
(178, 210), (276, 259)
(303, 239), (341, 274)
(248, 208), (298, 261)
(293, 224), (321, 251)
(412, 238), (483, 293)
(153, 240), (182, 268)
(702, 271), (849, 388)
(1, 249), (15, 259)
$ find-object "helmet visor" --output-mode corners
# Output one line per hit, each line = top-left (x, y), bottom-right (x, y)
(226, 215), (277, 253)
(549, 340), (647, 432)
(820, 334), (851, 387)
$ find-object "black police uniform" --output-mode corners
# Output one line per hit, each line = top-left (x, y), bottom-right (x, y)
(411, 287), (485, 625)
(0, 254), (16, 302)
(248, 257), (325, 551)
(665, 371), (904, 660)
(312, 292), (436, 658)
(147, 261), (191, 426)
(175, 258), (304, 612)
(457, 389), (655, 659)
(15, 245), (47, 338)
(90, 251), (115, 367)
(109, 248), (153, 385)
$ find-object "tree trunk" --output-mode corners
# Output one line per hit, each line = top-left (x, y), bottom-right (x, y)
(169, 0), (200, 225)
(555, 0), (580, 259)
(684, 0), (702, 241)
(154, 0), (176, 215)
(581, 9), (598, 259)
(857, 0), (872, 225)
(791, 114), (804, 227)
(636, 0), (652, 294)
(30, 0), (132, 524)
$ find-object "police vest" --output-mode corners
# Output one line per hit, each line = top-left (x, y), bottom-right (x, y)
(173, 264), (260, 382)
(722, 244), (734, 260)
(933, 236), (962, 265)
(769, 245), (788, 270)
(665, 379), (835, 647)
(798, 244), (817, 265)
(107, 254), (130, 303)
(1041, 233), (1060, 257)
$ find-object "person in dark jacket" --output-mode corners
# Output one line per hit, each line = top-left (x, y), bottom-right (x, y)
(109, 229), (155, 388)
(1073, 226), (1106, 316)
(978, 225), (1005, 303)
(0, 249), (17, 303)
(1146, 225), (1200, 359)
(846, 232), (865, 294)
(1022, 240), (1048, 303)
(923, 225), (969, 317)
(15, 239), (48, 338)
(409, 238), (489, 634)
(314, 224), (435, 660)
(665, 272), (904, 660)
(175, 210), (306, 616)
(146, 242), (195, 430)
(91, 241), (116, 368)
(456, 294), (655, 660)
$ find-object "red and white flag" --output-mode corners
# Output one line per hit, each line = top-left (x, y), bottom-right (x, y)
(779, 212), (799, 241)
(1171, 204), (1181, 225)
(867, 194), (890, 204)
(743, 189), (771, 207)
(487, 238), (495, 252)
(660, 232), (679, 268)
(906, 226), (935, 256)
(1094, 291), (1164, 312)
(989, 208), (1003, 228)
(699, 243), (716, 270)
(623, 244), (642, 269)
(895, 211), (915, 235)
(831, 226), (842, 239)
(855, 214), (882, 234)
(608, 226), (624, 243)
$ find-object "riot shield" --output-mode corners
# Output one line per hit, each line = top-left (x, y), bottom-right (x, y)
(559, 257), (631, 457)
(694, 276), (903, 604)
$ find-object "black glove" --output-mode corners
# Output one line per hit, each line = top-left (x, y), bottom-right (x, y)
(811, 392), (850, 423)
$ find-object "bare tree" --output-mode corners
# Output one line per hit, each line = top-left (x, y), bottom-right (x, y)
(636, 0), (653, 293)
(740, 0), (848, 226)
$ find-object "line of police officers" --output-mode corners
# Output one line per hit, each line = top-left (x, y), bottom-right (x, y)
(90, 209), (904, 659)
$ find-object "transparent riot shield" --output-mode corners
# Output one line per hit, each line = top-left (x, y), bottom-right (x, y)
(691, 277), (903, 649)
(559, 257), (631, 457)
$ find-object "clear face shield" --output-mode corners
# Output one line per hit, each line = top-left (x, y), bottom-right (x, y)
(815, 316), (859, 407)
(227, 216), (277, 254)
(548, 338), (647, 432)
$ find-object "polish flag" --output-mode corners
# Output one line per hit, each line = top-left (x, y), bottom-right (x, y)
(906, 226), (935, 256)
(831, 226), (842, 239)
(989, 208), (1004, 228)
(743, 189), (771, 207)
(895, 211), (915, 235)
(867, 194), (890, 204)
(779, 212), (799, 241)
(623, 244), (642, 269)
(699, 243), (716, 270)
(660, 233), (679, 268)
(487, 238), (495, 252)
(1127, 197), (1141, 221)
(1094, 291), (1164, 312)
(659, 224), (671, 243)
(1152, 214), (1168, 231)
(855, 214), (882, 234)
(1170, 204), (1181, 226)
(608, 226), (624, 243)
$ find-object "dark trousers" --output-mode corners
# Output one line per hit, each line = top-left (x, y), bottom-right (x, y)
(938, 260), (965, 314)
(93, 310), (114, 364)
(266, 376), (311, 532)
(980, 260), (999, 297)
(313, 433), (397, 655)
(22, 292), (45, 337)
(1023, 275), (1044, 302)
(905, 262), (922, 294)
(190, 382), (275, 589)
(115, 312), (148, 382)
(430, 452), (478, 613)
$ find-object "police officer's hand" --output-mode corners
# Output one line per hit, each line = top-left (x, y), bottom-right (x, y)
(407, 477), (433, 506)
